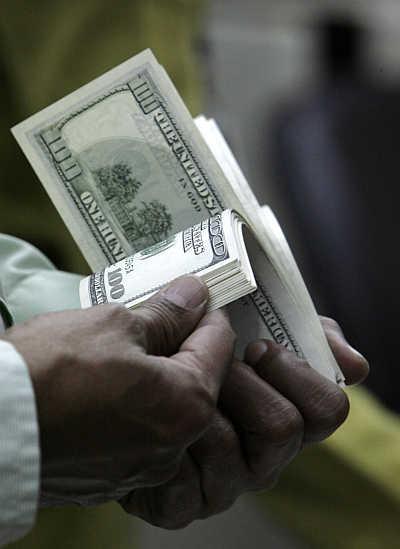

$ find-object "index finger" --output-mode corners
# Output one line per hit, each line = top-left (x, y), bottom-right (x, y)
(173, 309), (236, 401)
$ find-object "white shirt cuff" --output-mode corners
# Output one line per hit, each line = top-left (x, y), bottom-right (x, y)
(0, 340), (39, 546)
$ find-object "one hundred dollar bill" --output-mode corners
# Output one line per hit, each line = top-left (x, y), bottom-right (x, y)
(80, 209), (257, 312)
(12, 49), (344, 385)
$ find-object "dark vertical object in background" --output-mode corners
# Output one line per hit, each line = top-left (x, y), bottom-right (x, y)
(271, 16), (400, 412)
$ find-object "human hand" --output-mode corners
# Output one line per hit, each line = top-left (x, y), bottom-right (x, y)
(2, 276), (235, 506)
(121, 316), (368, 528)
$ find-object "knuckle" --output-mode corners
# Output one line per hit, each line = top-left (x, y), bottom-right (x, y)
(323, 388), (350, 428)
(267, 405), (304, 445)
(122, 489), (196, 530)
(306, 386), (350, 439)
(104, 303), (130, 320)
(139, 300), (183, 351)
(217, 425), (238, 460)
(175, 403), (214, 445)
(117, 312), (150, 350)
(151, 369), (215, 448)
(99, 303), (135, 331)
(170, 380), (215, 446)
(125, 312), (148, 339)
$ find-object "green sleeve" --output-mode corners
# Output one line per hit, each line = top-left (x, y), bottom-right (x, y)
(0, 234), (81, 323)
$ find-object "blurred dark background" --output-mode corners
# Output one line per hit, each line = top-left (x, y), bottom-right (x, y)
(2, 1), (400, 548)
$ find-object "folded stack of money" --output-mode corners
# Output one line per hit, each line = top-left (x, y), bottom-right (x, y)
(12, 49), (344, 385)
(79, 209), (257, 312)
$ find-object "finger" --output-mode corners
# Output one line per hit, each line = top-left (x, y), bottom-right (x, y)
(189, 412), (250, 516)
(121, 453), (202, 529)
(134, 310), (235, 450)
(130, 275), (208, 356)
(172, 309), (236, 402)
(219, 360), (303, 485)
(320, 316), (369, 385)
(245, 340), (350, 444)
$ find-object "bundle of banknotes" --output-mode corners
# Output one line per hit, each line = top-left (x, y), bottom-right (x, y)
(79, 209), (258, 312)
(12, 49), (344, 385)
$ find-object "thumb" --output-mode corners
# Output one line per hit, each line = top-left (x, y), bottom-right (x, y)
(131, 276), (209, 356)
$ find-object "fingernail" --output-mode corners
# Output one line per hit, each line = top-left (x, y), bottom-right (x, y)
(246, 340), (269, 366)
(161, 276), (208, 309)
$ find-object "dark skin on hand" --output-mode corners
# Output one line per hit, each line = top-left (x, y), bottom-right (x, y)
(120, 322), (368, 528)
(2, 276), (368, 522)
(3, 276), (235, 506)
